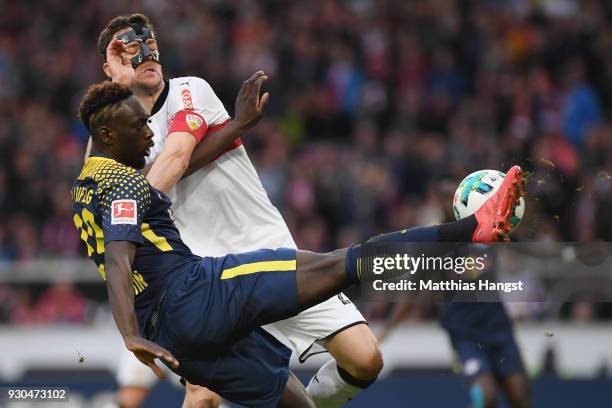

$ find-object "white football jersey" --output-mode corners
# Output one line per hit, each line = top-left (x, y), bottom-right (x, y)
(145, 77), (295, 256)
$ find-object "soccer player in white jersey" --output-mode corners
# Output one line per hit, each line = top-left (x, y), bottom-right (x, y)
(93, 13), (382, 408)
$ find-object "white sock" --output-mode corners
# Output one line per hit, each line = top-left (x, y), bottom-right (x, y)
(306, 359), (363, 407)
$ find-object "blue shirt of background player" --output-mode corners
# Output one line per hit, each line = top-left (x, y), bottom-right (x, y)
(440, 246), (514, 343)
(441, 302), (514, 343)
(71, 152), (200, 332)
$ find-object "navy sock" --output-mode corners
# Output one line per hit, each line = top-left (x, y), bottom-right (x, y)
(345, 217), (477, 283)
(345, 244), (362, 284)
(437, 215), (477, 243)
(366, 225), (440, 244)
(367, 216), (477, 244)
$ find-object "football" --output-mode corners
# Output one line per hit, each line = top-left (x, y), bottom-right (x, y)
(453, 169), (525, 228)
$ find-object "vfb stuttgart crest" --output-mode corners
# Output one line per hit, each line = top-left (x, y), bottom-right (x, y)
(186, 114), (203, 130)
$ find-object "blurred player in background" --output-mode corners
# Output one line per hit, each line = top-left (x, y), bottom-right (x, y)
(379, 184), (531, 408)
(380, 285), (531, 408)
(442, 302), (531, 408)
(91, 13), (383, 408)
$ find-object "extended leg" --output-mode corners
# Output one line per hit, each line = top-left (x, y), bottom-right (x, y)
(294, 165), (524, 311)
(294, 220), (480, 309)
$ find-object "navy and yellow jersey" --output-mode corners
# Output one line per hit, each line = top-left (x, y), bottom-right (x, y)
(71, 153), (199, 331)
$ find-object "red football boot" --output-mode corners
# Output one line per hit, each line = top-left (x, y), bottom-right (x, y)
(472, 166), (525, 243)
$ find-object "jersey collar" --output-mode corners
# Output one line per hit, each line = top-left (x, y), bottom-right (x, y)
(89, 151), (113, 159)
(151, 79), (170, 116)
(88, 151), (120, 164)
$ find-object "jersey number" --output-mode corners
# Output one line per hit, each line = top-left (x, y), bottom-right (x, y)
(74, 208), (106, 279)
(73, 209), (166, 295)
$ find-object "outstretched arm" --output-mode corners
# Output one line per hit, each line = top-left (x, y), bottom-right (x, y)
(146, 71), (269, 192)
(184, 71), (269, 176)
(105, 241), (179, 378)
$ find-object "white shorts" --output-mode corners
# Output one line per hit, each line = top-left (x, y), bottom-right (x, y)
(263, 293), (367, 362)
(116, 293), (366, 386)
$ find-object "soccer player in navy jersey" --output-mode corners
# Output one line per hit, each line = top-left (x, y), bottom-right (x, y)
(380, 284), (531, 408)
(72, 81), (524, 407)
(379, 238), (531, 408)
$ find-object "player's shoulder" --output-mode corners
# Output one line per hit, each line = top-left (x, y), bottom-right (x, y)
(78, 156), (148, 190)
(169, 76), (212, 89)
(170, 75), (210, 85)
(169, 76), (215, 96)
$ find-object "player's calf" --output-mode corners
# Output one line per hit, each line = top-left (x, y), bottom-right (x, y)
(306, 324), (382, 407)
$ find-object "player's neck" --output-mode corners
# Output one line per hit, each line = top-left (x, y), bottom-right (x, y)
(91, 146), (123, 165)
(134, 81), (165, 114)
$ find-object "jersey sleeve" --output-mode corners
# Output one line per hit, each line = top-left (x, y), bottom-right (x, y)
(98, 175), (151, 244)
(168, 77), (231, 143)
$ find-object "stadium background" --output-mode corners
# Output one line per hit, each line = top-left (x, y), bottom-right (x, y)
(1, 0), (611, 406)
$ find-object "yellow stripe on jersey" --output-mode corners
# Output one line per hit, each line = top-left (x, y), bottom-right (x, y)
(141, 223), (173, 251)
(132, 270), (149, 295)
(220, 260), (296, 280)
(98, 263), (106, 281)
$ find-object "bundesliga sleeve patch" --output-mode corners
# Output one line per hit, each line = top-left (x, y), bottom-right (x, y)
(168, 110), (208, 143)
(111, 199), (138, 225)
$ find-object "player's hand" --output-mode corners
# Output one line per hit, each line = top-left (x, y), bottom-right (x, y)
(233, 71), (270, 133)
(124, 335), (179, 379)
(106, 38), (136, 88)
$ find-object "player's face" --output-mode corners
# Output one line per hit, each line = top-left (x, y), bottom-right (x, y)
(113, 97), (154, 169)
(112, 27), (163, 91)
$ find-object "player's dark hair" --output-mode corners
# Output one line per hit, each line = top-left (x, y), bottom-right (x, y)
(79, 82), (133, 139)
(98, 13), (155, 60)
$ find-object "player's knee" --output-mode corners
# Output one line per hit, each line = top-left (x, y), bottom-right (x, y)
(343, 345), (384, 380)
(326, 325), (384, 381)
(183, 384), (222, 408)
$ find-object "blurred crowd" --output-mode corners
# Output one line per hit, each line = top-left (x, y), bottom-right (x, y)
(0, 0), (611, 323)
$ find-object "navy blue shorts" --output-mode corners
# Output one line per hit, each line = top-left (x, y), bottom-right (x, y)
(149, 248), (299, 407)
(449, 332), (526, 380)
